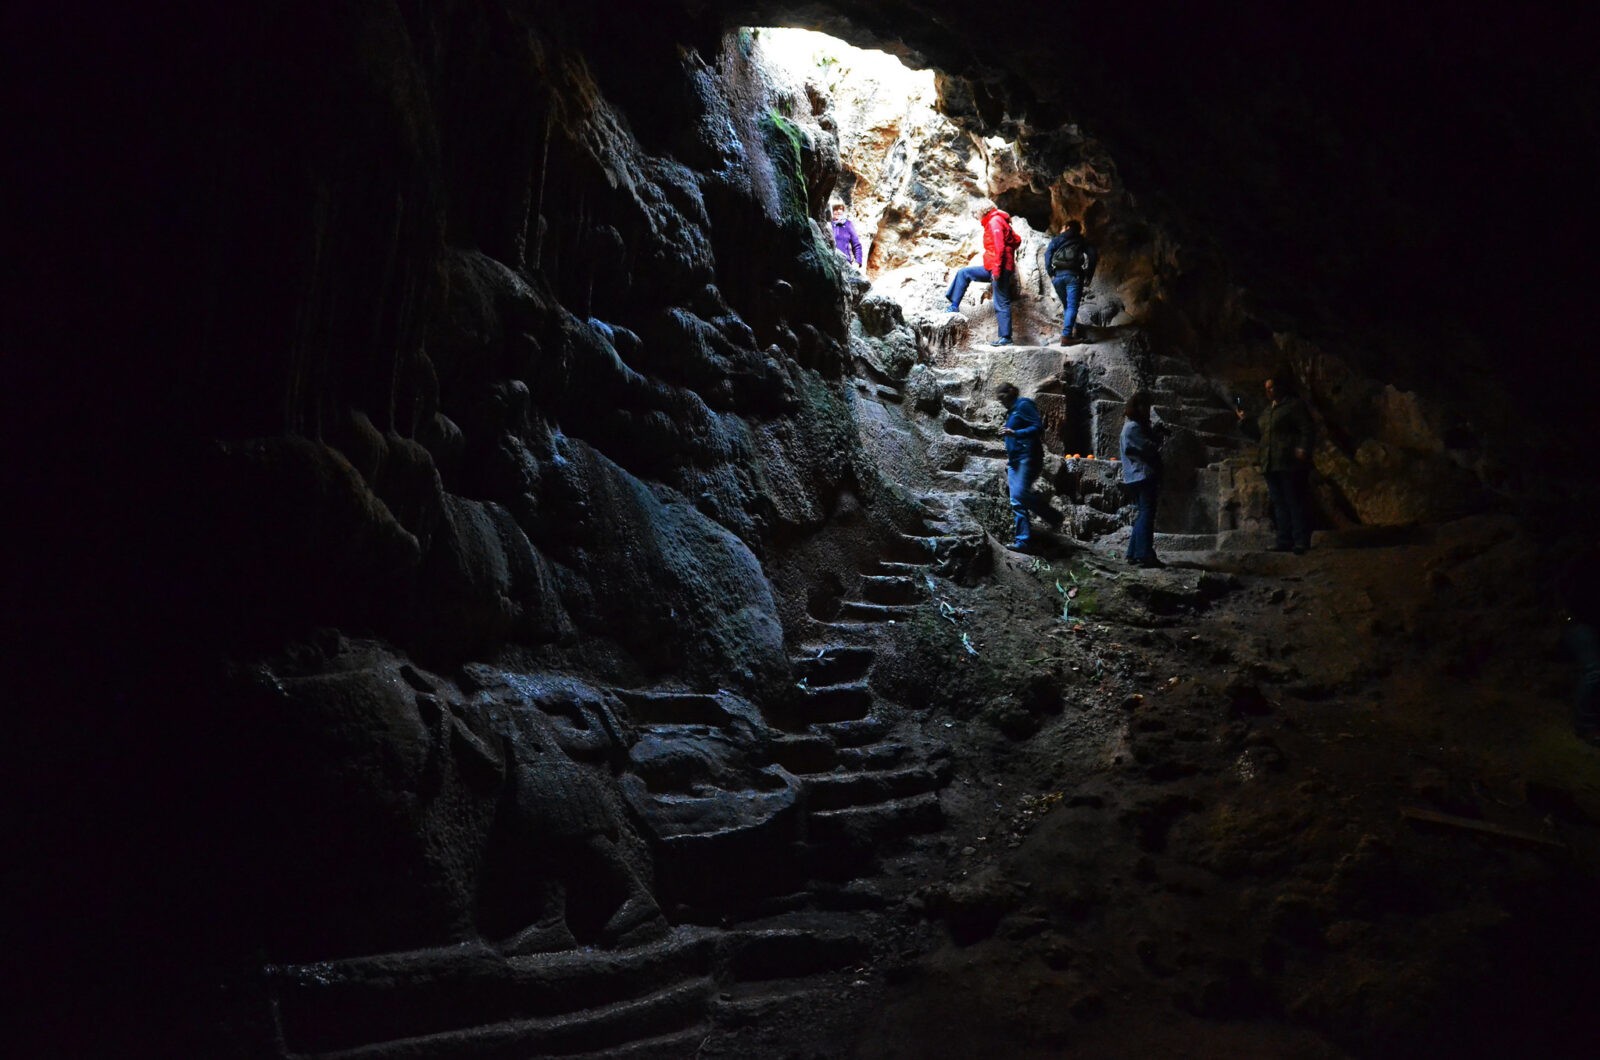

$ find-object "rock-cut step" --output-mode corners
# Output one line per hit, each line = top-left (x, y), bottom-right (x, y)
(890, 532), (966, 562)
(792, 682), (872, 724)
(808, 791), (944, 847)
(934, 466), (1003, 491)
(802, 762), (952, 813)
(614, 689), (760, 729)
(266, 930), (720, 1060)
(859, 574), (924, 605)
(1153, 532), (1220, 552)
(836, 600), (917, 623)
(793, 645), (874, 687)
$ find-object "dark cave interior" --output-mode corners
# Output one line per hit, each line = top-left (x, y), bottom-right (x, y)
(10, 2), (1600, 1057)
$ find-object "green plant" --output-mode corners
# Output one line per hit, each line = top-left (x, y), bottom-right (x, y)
(1056, 564), (1100, 621)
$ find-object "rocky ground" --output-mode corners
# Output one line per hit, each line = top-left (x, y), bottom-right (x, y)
(698, 515), (1600, 1059)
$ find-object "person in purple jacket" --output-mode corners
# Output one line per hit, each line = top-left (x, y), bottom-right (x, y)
(830, 202), (863, 267)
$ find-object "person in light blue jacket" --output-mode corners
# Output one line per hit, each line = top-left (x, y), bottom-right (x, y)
(997, 383), (1063, 553)
(1119, 390), (1166, 568)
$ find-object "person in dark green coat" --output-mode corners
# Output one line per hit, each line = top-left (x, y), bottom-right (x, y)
(1236, 375), (1316, 553)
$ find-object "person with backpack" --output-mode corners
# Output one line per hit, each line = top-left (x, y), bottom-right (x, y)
(946, 199), (1023, 347)
(1044, 220), (1098, 345)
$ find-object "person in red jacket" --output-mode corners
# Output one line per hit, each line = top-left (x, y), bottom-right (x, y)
(945, 199), (1022, 346)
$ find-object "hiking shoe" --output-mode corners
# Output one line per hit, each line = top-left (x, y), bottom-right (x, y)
(1293, 546), (1308, 555)
(947, 303), (961, 314)
(1139, 556), (1167, 569)
(991, 338), (1013, 347)
(1043, 507), (1066, 528)
(1059, 334), (1072, 346)
(1006, 541), (1033, 554)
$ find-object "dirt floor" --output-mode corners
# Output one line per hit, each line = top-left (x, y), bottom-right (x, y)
(807, 513), (1600, 1059)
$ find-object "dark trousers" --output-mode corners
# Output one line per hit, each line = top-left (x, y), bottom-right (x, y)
(1126, 477), (1159, 561)
(1264, 466), (1312, 549)
(1566, 622), (1600, 735)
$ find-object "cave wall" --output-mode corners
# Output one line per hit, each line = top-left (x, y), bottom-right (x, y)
(12, 3), (924, 1053)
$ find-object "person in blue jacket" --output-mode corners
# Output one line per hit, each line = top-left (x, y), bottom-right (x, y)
(1044, 220), (1098, 345)
(1119, 390), (1166, 568)
(997, 383), (1063, 553)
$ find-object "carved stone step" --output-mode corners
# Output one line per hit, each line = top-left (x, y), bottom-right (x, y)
(933, 367), (978, 392)
(615, 690), (756, 728)
(942, 413), (999, 439)
(1215, 529), (1278, 551)
(268, 931), (720, 1059)
(891, 532), (964, 562)
(813, 620), (895, 640)
(835, 741), (912, 770)
(720, 915), (873, 980)
(285, 978), (718, 1060)
(952, 439), (1009, 460)
(710, 981), (837, 1031)
(1153, 532), (1220, 551)
(934, 467), (1002, 491)
(795, 682), (872, 723)
(874, 560), (930, 577)
(836, 600), (916, 623)
(639, 770), (800, 843)
(769, 735), (838, 774)
(801, 763), (950, 812)
(814, 714), (890, 747)
(792, 645), (874, 685)
(859, 575), (923, 605)
(559, 1026), (715, 1060)
(807, 791), (944, 845)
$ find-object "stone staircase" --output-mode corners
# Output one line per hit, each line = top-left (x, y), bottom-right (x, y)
(264, 913), (875, 1059)
(259, 321), (1288, 1059)
(263, 613), (953, 1059)
(256, 495), (967, 1058)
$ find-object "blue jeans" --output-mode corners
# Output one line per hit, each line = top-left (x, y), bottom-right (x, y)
(1126, 477), (1159, 561)
(947, 266), (1013, 339)
(1264, 466), (1311, 549)
(1007, 455), (1051, 544)
(1565, 622), (1600, 734)
(1051, 274), (1082, 335)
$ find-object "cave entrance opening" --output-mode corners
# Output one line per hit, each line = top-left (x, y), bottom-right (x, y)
(750, 27), (1010, 283)
(750, 27), (1097, 461)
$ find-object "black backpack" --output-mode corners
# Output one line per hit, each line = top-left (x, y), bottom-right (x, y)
(1049, 235), (1085, 275)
